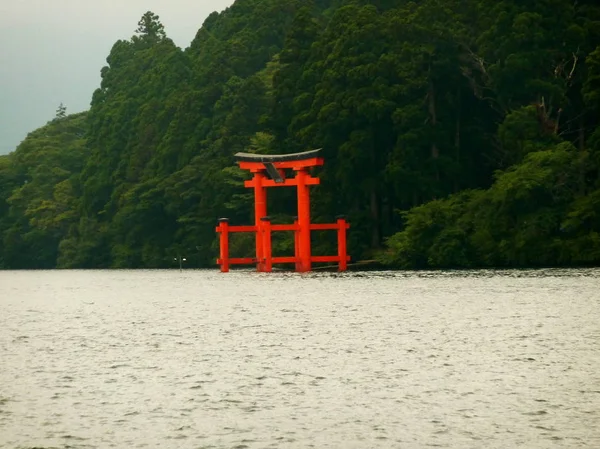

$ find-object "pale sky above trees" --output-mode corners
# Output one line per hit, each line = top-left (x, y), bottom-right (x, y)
(0, 0), (234, 155)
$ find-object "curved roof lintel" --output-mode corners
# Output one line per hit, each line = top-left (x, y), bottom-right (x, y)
(234, 149), (322, 163)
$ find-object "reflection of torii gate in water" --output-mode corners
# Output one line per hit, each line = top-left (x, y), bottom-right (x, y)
(216, 149), (350, 273)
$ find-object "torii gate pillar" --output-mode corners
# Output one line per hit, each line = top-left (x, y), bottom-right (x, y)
(295, 167), (312, 272)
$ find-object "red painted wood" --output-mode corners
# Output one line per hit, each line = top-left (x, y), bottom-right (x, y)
(310, 255), (351, 263)
(244, 177), (319, 188)
(229, 257), (256, 265)
(238, 157), (324, 171)
(337, 217), (348, 271)
(296, 169), (312, 272)
(261, 218), (272, 272)
(253, 172), (267, 272)
(227, 225), (256, 232)
(217, 220), (229, 272)
(309, 223), (338, 231)
(294, 217), (300, 271)
(271, 224), (299, 231)
(272, 256), (298, 264)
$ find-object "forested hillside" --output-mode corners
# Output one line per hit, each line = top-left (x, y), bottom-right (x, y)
(1, 0), (599, 269)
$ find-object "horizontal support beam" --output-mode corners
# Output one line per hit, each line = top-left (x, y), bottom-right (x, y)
(309, 223), (337, 231)
(310, 223), (351, 230)
(244, 177), (319, 188)
(271, 256), (298, 264)
(264, 178), (319, 187)
(217, 257), (256, 265)
(311, 255), (351, 263)
(269, 256), (351, 263)
(218, 223), (348, 232)
(229, 225), (257, 232)
(239, 158), (324, 171)
(215, 225), (256, 233)
(271, 224), (299, 231)
(217, 256), (351, 265)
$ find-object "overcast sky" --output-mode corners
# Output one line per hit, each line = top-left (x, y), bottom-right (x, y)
(0, 0), (235, 155)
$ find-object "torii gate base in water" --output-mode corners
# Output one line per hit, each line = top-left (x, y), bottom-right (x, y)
(216, 149), (350, 273)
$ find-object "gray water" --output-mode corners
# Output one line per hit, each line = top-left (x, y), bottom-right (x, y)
(0, 269), (599, 449)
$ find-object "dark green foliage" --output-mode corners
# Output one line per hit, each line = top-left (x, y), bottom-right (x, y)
(378, 0), (600, 268)
(380, 141), (598, 268)
(1, 0), (599, 269)
(0, 112), (88, 268)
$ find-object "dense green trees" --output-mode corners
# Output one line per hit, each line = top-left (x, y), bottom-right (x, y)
(0, 112), (88, 268)
(376, 0), (600, 268)
(1, 0), (599, 269)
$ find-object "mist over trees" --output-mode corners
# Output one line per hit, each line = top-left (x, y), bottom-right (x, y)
(1, 0), (599, 269)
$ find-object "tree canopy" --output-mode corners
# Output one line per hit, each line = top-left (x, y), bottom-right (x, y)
(1, 0), (599, 269)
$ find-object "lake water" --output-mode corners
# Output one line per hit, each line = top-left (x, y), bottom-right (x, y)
(0, 268), (599, 448)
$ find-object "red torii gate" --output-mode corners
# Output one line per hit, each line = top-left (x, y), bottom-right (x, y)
(216, 149), (349, 273)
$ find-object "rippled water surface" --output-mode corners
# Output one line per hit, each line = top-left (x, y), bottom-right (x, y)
(1, 268), (599, 448)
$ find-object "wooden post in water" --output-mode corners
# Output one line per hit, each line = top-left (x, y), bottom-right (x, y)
(293, 216), (300, 272)
(337, 215), (349, 272)
(252, 171), (267, 272)
(261, 216), (272, 272)
(295, 169), (312, 273)
(216, 218), (230, 273)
